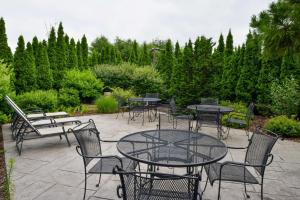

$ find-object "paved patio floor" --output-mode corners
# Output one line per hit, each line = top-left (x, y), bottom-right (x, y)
(2, 113), (300, 200)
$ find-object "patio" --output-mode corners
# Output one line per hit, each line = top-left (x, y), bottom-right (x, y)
(2, 113), (300, 200)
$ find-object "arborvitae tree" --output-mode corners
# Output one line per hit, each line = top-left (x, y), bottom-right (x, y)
(129, 40), (138, 64)
(67, 38), (78, 69)
(211, 34), (225, 97)
(177, 40), (194, 106)
(76, 40), (83, 70)
(221, 30), (236, 100)
(103, 45), (111, 64)
(32, 36), (39, 66)
(115, 49), (123, 64)
(110, 46), (117, 64)
(280, 52), (299, 81)
(156, 39), (174, 90)
(47, 27), (58, 87)
(24, 42), (37, 91)
(89, 49), (98, 66)
(64, 34), (70, 66)
(13, 36), (27, 94)
(56, 22), (66, 73)
(193, 36), (214, 100)
(36, 43), (53, 89)
(170, 41), (183, 97)
(0, 17), (13, 64)
(81, 35), (88, 68)
(236, 32), (261, 102)
(138, 42), (151, 66)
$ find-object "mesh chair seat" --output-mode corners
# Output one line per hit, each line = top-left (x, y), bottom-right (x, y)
(89, 157), (136, 174)
(139, 188), (194, 200)
(174, 115), (192, 120)
(227, 118), (247, 125)
(205, 162), (258, 185)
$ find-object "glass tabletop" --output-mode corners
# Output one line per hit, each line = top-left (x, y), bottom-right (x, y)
(187, 104), (234, 113)
(117, 129), (227, 167)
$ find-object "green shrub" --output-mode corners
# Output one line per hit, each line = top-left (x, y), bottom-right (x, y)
(62, 69), (103, 103)
(93, 63), (164, 96)
(96, 96), (118, 113)
(0, 112), (9, 124)
(15, 90), (58, 112)
(270, 77), (299, 116)
(58, 88), (80, 107)
(59, 104), (89, 116)
(254, 103), (274, 117)
(112, 87), (136, 102)
(264, 116), (300, 137)
(220, 101), (249, 128)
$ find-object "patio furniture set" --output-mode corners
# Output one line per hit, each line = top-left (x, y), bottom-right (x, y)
(5, 95), (279, 200)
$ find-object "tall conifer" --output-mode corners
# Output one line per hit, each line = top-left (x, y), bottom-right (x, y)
(170, 41), (183, 97)
(76, 40), (83, 70)
(81, 35), (88, 68)
(13, 36), (27, 94)
(36, 42), (53, 89)
(47, 27), (58, 87)
(0, 17), (13, 64)
(212, 34), (225, 97)
(24, 42), (37, 91)
(32, 36), (39, 66)
(56, 22), (66, 73)
(139, 42), (151, 66)
(67, 38), (78, 69)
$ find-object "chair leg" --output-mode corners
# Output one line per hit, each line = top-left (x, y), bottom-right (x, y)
(217, 180), (221, 200)
(96, 174), (102, 187)
(64, 133), (71, 146)
(83, 171), (87, 200)
(244, 181), (250, 198)
(261, 178), (264, 200)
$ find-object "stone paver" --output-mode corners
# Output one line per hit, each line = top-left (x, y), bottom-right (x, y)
(3, 113), (300, 200)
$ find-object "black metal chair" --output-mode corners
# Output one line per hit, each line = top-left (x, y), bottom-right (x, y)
(169, 97), (191, 120)
(200, 98), (219, 105)
(204, 127), (279, 200)
(115, 96), (129, 119)
(158, 113), (192, 131)
(145, 93), (160, 120)
(226, 102), (255, 139)
(69, 120), (137, 200)
(113, 165), (202, 200)
(195, 107), (222, 139)
(128, 99), (147, 125)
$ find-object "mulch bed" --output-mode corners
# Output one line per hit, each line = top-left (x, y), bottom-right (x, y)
(0, 126), (8, 199)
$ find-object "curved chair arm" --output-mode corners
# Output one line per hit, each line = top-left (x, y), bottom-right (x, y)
(227, 145), (248, 150)
(100, 139), (120, 143)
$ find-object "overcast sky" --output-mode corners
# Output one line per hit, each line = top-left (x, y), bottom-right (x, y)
(1, 0), (274, 51)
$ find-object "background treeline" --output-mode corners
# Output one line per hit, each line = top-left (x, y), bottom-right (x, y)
(0, 0), (299, 122)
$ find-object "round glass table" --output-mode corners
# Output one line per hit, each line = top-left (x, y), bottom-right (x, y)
(187, 104), (233, 113)
(117, 129), (227, 167)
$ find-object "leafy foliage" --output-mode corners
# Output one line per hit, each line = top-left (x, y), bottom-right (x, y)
(36, 42), (53, 90)
(265, 115), (300, 137)
(62, 69), (103, 102)
(0, 17), (13, 64)
(58, 88), (80, 107)
(96, 96), (118, 113)
(15, 90), (58, 112)
(112, 87), (136, 102)
(270, 76), (299, 116)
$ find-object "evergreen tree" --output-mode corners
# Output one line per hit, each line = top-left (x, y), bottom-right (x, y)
(280, 52), (299, 81)
(211, 34), (225, 97)
(24, 42), (37, 91)
(221, 30), (236, 100)
(13, 36), (27, 94)
(115, 49), (123, 64)
(67, 38), (78, 69)
(103, 45), (111, 64)
(193, 36), (214, 100)
(170, 41), (183, 97)
(36, 42), (53, 89)
(156, 39), (174, 89)
(64, 34), (70, 66)
(177, 40), (194, 106)
(139, 42), (151, 65)
(32, 36), (39, 66)
(129, 40), (138, 64)
(81, 35), (88, 68)
(0, 17), (13, 64)
(236, 32), (261, 102)
(56, 22), (66, 73)
(76, 40), (83, 70)
(110, 46), (117, 64)
(89, 49), (98, 66)
(47, 27), (58, 87)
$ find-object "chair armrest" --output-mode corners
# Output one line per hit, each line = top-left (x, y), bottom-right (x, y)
(227, 145), (248, 150)
(100, 139), (120, 143)
(24, 108), (45, 114)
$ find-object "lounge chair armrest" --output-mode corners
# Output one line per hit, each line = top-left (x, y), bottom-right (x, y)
(221, 160), (271, 168)
(24, 108), (45, 114)
(100, 139), (119, 143)
(227, 145), (248, 150)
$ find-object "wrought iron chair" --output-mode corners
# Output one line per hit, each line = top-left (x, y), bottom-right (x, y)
(200, 97), (219, 105)
(169, 97), (191, 120)
(113, 165), (202, 200)
(204, 127), (279, 200)
(115, 95), (129, 119)
(158, 113), (192, 131)
(145, 93), (160, 120)
(195, 107), (222, 139)
(226, 102), (255, 139)
(128, 99), (148, 125)
(69, 120), (137, 200)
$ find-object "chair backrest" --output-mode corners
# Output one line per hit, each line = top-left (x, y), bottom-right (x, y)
(158, 113), (191, 131)
(115, 95), (127, 107)
(200, 97), (219, 105)
(145, 93), (160, 98)
(169, 97), (177, 115)
(5, 95), (26, 116)
(245, 127), (279, 176)
(70, 120), (102, 165)
(114, 166), (200, 200)
(196, 107), (221, 125)
(245, 102), (255, 122)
